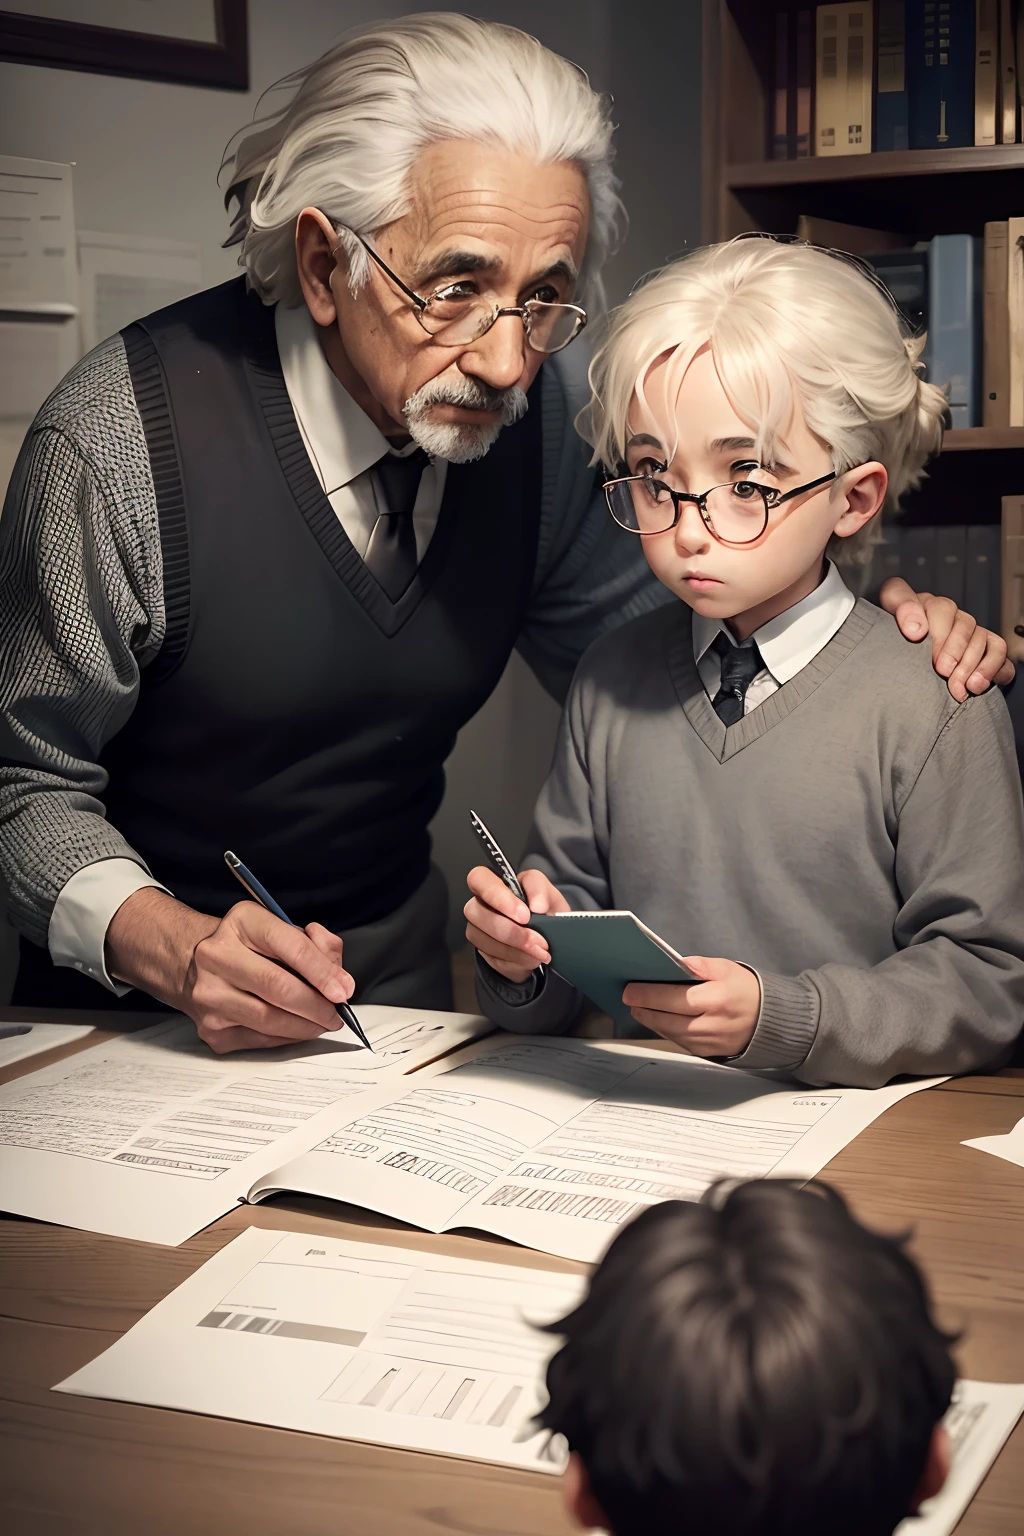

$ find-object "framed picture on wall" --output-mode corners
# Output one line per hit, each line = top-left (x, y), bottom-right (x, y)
(0, 1), (248, 90)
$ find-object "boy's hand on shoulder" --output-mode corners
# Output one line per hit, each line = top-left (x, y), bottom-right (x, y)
(465, 866), (568, 983)
(623, 956), (760, 1058)
(879, 577), (1014, 701)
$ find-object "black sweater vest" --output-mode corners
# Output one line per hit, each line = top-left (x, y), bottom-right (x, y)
(103, 279), (542, 931)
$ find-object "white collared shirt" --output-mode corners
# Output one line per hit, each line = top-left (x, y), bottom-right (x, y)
(49, 300), (447, 990)
(274, 300), (447, 560)
(693, 561), (856, 714)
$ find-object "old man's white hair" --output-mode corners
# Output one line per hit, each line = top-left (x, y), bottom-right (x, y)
(221, 12), (624, 315)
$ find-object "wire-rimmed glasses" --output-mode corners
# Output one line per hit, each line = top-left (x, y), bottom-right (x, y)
(331, 228), (588, 355)
(602, 469), (839, 545)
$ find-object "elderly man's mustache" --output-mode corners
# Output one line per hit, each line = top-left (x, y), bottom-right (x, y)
(403, 376), (528, 427)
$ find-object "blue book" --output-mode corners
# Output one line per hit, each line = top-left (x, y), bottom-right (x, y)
(906, 0), (975, 148)
(877, 1), (910, 150)
(928, 234), (982, 426)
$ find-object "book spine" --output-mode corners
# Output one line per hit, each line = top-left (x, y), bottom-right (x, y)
(908, 0), (976, 148)
(816, 5), (847, 153)
(976, 0), (999, 143)
(901, 525), (937, 594)
(773, 10), (790, 159)
(999, 0), (1019, 138)
(877, 1), (911, 149)
(1001, 495), (1024, 660)
(796, 9), (814, 155)
(934, 525), (967, 605)
(928, 233), (981, 426)
(846, 2), (874, 150)
(983, 220), (1011, 427)
(1009, 218), (1024, 425)
(965, 523), (1000, 631)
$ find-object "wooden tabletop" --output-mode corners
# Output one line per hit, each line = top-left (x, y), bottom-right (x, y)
(2, 1014), (1024, 1536)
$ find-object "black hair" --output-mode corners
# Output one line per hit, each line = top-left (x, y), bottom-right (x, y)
(539, 1179), (957, 1536)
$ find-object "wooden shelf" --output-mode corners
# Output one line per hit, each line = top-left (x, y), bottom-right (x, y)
(943, 428), (1024, 453)
(727, 145), (1024, 191)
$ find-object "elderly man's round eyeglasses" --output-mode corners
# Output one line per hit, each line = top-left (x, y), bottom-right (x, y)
(331, 230), (587, 355)
(603, 468), (839, 545)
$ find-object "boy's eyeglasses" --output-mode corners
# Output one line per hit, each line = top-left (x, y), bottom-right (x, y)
(602, 470), (839, 545)
(329, 224), (588, 355)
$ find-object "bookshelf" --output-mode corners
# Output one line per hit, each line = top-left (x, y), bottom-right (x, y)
(700, 2), (1024, 649)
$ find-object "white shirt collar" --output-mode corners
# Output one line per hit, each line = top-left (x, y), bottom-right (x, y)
(275, 300), (412, 495)
(692, 560), (856, 684)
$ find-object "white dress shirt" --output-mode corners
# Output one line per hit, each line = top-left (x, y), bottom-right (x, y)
(693, 561), (856, 715)
(49, 301), (446, 991)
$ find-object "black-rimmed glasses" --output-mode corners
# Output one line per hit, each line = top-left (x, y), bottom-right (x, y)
(602, 468), (839, 545)
(331, 228), (588, 355)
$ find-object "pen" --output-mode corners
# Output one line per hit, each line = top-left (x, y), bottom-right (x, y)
(0, 1025), (31, 1041)
(469, 810), (527, 902)
(223, 851), (374, 1052)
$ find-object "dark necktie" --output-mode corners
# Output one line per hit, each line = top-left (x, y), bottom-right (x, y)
(711, 632), (764, 725)
(364, 447), (430, 601)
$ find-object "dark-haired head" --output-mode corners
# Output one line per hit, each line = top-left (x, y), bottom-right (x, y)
(539, 1179), (956, 1536)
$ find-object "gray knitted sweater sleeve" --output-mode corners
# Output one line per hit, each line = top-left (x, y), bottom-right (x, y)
(0, 336), (165, 945)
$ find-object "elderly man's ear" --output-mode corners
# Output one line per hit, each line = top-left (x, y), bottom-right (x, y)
(295, 207), (342, 326)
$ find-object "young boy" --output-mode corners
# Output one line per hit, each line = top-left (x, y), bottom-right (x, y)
(466, 236), (1024, 1086)
(539, 1178), (955, 1536)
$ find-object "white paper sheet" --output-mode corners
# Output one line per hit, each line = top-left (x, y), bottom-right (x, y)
(53, 1226), (1024, 1514)
(252, 1037), (945, 1263)
(0, 156), (78, 313)
(962, 1110), (1024, 1171)
(77, 231), (202, 353)
(0, 1007), (491, 1245)
(55, 1226), (580, 1473)
(895, 1380), (1024, 1536)
(0, 1022), (95, 1069)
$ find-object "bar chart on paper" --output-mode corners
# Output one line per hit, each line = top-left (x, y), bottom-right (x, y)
(57, 1228), (582, 1472)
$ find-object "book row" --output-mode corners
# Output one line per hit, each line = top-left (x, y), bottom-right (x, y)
(773, 1), (1024, 160)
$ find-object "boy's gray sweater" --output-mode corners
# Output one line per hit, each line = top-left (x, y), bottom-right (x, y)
(475, 599), (1024, 1087)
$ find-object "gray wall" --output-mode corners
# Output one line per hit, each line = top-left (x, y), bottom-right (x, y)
(0, 1), (702, 995)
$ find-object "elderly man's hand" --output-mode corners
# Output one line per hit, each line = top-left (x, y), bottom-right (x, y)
(106, 887), (355, 1053)
(879, 577), (1014, 702)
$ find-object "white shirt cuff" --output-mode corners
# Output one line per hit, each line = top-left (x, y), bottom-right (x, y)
(48, 858), (169, 996)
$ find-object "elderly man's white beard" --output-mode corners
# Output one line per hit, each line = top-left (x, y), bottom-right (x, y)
(402, 376), (528, 462)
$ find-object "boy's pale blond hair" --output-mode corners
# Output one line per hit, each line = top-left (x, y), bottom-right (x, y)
(579, 237), (947, 565)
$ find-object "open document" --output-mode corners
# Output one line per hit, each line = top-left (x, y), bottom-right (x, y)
(55, 1227), (580, 1472)
(54, 1226), (1024, 1515)
(0, 1007), (491, 1245)
(251, 1036), (945, 1264)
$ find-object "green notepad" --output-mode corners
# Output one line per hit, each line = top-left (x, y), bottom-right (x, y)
(529, 911), (698, 1021)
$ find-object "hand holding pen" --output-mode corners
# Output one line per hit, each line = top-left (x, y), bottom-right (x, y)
(464, 811), (569, 983)
(224, 853), (373, 1052)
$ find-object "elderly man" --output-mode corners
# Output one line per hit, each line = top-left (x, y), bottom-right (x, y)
(0, 15), (1009, 1053)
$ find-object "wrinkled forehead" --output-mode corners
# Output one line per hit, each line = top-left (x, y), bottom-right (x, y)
(402, 139), (590, 274)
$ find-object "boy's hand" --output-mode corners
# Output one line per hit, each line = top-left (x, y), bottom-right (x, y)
(879, 578), (1014, 701)
(623, 956), (760, 1058)
(464, 866), (569, 983)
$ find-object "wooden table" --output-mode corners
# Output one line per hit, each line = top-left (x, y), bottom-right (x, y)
(2, 1012), (1024, 1536)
